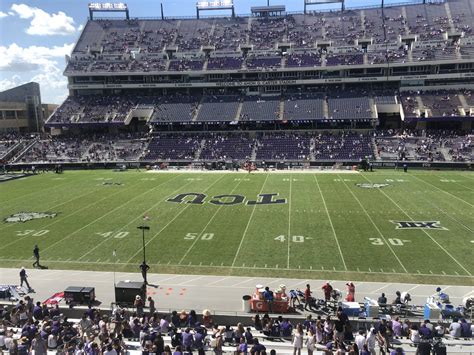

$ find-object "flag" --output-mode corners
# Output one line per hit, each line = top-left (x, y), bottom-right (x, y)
(143, 214), (150, 221)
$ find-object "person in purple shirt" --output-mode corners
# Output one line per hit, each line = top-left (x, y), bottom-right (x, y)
(237, 337), (248, 355)
(193, 327), (205, 354)
(460, 319), (472, 337)
(419, 323), (432, 339)
(281, 319), (293, 337)
(32, 302), (43, 320)
(181, 328), (194, 351)
(392, 317), (402, 337)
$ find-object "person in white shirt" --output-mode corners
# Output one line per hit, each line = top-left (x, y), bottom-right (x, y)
(366, 328), (377, 355)
(292, 323), (304, 355)
(449, 318), (462, 337)
(355, 329), (366, 352)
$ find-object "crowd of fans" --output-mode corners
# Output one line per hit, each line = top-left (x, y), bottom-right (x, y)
(0, 291), (472, 355)
(63, 0), (474, 74)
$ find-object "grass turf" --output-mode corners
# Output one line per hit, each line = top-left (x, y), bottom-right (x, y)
(1, 169), (473, 286)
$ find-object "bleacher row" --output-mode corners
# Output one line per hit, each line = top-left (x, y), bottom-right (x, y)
(6, 130), (472, 164)
(1, 302), (473, 355)
(46, 90), (474, 125)
(47, 93), (377, 125)
(64, 0), (474, 74)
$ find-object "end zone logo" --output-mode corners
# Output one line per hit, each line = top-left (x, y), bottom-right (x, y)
(356, 183), (390, 189)
(4, 212), (58, 223)
(391, 221), (448, 230)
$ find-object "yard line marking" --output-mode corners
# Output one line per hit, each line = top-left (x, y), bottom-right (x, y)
(40, 174), (180, 256)
(206, 276), (232, 286)
(405, 285), (419, 292)
(2, 176), (75, 205)
(231, 174), (269, 267)
(0, 175), (160, 249)
(405, 178), (474, 233)
(410, 174), (473, 208)
(233, 277), (256, 286)
(362, 175), (472, 276)
(313, 174), (347, 270)
(287, 173), (292, 269)
(178, 177), (245, 265)
(372, 284), (390, 293)
(338, 174), (408, 273)
(125, 174), (226, 264)
(177, 275), (207, 285)
(77, 174), (197, 261)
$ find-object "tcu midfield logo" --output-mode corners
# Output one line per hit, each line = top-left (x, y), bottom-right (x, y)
(391, 221), (448, 230)
(167, 193), (286, 206)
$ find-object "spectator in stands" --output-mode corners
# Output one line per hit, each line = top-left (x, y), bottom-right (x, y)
(449, 318), (462, 337)
(306, 327), (316, 355)
(292, 323), (304, 355)
(250, 338), (266, 355)
(366, 327), (377, 355)
(409, 325), (421, 344)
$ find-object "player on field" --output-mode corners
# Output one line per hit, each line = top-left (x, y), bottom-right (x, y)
(33, 245), (40, 268)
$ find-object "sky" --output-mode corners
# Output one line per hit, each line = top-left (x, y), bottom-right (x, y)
(0, 0), (409, 104)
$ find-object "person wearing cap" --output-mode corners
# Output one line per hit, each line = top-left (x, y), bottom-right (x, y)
(134, 295), (144, 317)
(19, 267), (31, 291)
(321, 282), (332, 302)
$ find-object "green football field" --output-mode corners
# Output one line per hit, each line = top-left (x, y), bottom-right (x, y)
(1, 169), (473, 286)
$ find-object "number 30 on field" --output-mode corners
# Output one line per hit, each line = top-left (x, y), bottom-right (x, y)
(369, 238), (406, 246)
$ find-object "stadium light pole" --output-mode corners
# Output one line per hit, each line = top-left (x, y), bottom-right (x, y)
(137, 225), (150, 263)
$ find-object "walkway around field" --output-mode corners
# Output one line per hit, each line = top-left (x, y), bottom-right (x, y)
(1, 268), (472, 313)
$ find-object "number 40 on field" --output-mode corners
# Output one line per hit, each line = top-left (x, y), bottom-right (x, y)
(275, 235), (309, 243)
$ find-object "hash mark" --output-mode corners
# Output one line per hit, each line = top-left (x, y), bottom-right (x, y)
(442, 271), (446, 275)
(430, 270), (433, 274)
(455, 271), (459, 275)
(380, 268), (384, 272)
(369, 268), (372, 272)
(417, 270), (421, 274)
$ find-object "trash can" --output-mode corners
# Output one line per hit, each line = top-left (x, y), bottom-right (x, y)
(242, 295), (252, 312)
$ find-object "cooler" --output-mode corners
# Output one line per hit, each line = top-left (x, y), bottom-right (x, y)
(81, 287), (95, 302)
(341, 301), (360, 316)
(64, 286), (84, 303)
(365, 299), (379, 318)
(424, 302), (441, 320)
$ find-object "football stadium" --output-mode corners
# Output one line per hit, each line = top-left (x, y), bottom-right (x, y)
(0, 0), (473, 353)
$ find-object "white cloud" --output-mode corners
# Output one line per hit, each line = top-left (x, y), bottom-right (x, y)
(0, 43), (74, 72)
(0, 43), (74, 104)
(0, 11), (8, 18)
(10, 3), (77, 36)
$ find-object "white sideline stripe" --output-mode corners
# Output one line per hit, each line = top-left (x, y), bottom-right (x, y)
(338, 174), (408, 273)
(363, 175), (472, 276)
(0, 176), (146, 250)
(178, 177), (245, 265)
(0, 257), (470, 279)
(40, 175), (179, 256)
(177, 275), (207, 286)
(231, 174), (269, 267)
(77, 174), (191, 261)
(313, 174), (347, 271)
(287, 174), (292, 269)
(411, 174), (473, 208)
(126, 174), (227, 264)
